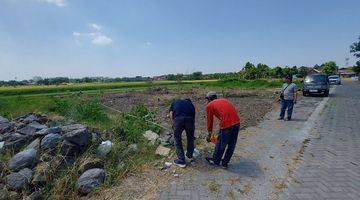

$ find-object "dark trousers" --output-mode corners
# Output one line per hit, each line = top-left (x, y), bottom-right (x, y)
(280, 100), (294, 120)
(213, 124), (240, 165)
(173, 117), (195, 162)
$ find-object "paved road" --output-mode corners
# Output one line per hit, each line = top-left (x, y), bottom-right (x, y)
(157, 82), (348, 199)
(280, 81), (360, 200)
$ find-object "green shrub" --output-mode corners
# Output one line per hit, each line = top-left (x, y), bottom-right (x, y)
(73, 97), (108, 123)
(50, 94), (108, 124)
(117, 105), (160, 143)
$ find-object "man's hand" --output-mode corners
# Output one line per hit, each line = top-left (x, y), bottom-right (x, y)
(168, 111), (173, 123)
(206, 132), (212, 142)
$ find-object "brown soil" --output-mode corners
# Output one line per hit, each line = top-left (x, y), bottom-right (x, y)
(102, 87), (277, 137)
(85, 87), (278, 200)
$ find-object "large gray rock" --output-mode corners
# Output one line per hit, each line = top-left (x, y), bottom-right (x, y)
(8, 148), (38, 171)
(6, 168), (34, 190)
(78, 157), (104, 174)
(96, 140), (112, 158)
(18, 122), (47, 136)
(3, 133), (32, 151)
(25, 138), (41, 150)
(25, 191), (43, 200)
(22, 114), (40, 124)
(0, 122), (15, 134)
(76, 168), (105, 195)
(0, 116), (9, 123)
(35, 127), (61, 136)
(155, 145), (171, 156)
(14, 122), (26, 130)
(63, 128), (90, 147)
(62, 124), (86, 133)
(32, 162), (50, 186)
(60, 140), (80, 158)
(40, 133), (62, 150)
(0, 141), (4, 151)
(143, 130), (159, 145)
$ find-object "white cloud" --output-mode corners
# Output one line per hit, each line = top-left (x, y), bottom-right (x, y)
(39, 0), (67, 7)
(92, 34), (113, 45)
(73, 32), (81, 37)
(145, 41), (152, 47)
(89, 23), (101, 31)
(73, 23), (113, 46)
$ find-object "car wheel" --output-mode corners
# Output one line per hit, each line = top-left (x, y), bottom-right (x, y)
(324, 91), (329, 97)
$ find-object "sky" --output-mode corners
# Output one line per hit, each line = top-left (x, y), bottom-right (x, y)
(0, 0), (359, 81)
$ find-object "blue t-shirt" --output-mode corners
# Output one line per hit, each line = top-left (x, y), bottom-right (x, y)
(169, 99), (195, 119)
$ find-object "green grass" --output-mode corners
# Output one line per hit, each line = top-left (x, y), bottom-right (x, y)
(202, 78), (302, 89)
(0, 95), (56, 118)
(0, 78), (295, 97)
(0, 78), (296, 119)
(0, 94), (162, 199)
(0, 80), (217, 96)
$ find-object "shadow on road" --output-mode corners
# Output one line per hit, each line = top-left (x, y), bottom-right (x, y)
(227, 158), (263, 178)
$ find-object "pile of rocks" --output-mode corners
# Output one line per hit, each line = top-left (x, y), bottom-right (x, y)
(0, 113), (106, 198)
(143, 130), (173, 156)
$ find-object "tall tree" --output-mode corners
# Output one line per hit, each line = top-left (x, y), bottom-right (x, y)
(350, 35), (360, 75)
(353, 62), (360, 75)
(282, 66), (291, 75)
(298, 66), (308, 78)
(269, 66), (283, 78)
(321, 61), (337, 75)
(291, 66), (299, 75)
(190, 71), (203, 80)
(350, 35), (360, 59)
(243, 62), (258, 79)
(256, 63), (270, 78)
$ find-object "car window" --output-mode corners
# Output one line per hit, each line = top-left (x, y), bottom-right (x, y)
(305, 75), (327, 83)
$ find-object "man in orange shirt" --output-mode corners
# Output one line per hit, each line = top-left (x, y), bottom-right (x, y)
(205, 91), (240, 169)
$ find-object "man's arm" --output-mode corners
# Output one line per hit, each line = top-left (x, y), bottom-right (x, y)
(191, 103), (196, 118)
(206, 105), (214, 134)
(169, 103), (174, 123)
(169, 111), (173, 124)
(293, 85), (298, 103)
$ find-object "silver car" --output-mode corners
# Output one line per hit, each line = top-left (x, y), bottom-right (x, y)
(328, 75), (341, 85)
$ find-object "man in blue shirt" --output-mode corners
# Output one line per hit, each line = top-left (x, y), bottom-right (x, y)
(169, 99), (195, 168)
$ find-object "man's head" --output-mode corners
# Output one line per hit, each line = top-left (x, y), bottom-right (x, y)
(205, 91), (217, 103)
(285, 74), (292, 83)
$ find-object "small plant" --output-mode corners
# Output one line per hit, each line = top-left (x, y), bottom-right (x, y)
(207, 180), (220, 193)
(50, 94), (108, 124)
(118, 105), (160, 143)
(73, 97), (108, 123)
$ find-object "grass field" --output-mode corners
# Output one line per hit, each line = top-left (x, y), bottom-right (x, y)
(0, 78), (297, 118)
(0, 79), (291, 96)
(0, 80), (216, 96)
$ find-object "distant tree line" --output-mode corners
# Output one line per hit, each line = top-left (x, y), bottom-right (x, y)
(0, 61), (343, 87)
(0, 76), (153, 87)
